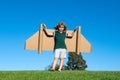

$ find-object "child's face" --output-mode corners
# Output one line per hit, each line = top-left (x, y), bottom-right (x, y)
(58, 25), (65, 32)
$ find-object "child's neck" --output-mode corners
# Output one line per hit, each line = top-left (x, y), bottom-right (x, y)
(59, 31), (63, 33)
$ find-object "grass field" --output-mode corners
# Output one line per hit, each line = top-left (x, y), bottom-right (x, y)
(0, 70), (120, 80)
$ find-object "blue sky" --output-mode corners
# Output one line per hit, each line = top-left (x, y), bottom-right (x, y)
(0, 0), (120, 71)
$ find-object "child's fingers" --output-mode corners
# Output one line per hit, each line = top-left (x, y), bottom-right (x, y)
(42, 24), (46, 29)
(74, 26), (78, 32)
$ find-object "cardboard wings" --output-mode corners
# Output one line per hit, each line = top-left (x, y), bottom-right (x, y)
(25, 24), (92, 54)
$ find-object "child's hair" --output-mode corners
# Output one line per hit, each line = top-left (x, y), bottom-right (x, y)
(54, 22), (67, 32)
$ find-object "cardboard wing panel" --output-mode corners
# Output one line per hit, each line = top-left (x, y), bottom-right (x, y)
(80, 34), (92, 52)
(65, 31), (77, 52)
(25, 31), (39, 50)
(42, 30), (54, 50)
(25, 28), (92, 53)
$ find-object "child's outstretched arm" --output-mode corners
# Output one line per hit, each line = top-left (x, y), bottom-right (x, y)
(42, 24), (54, 37)
(66, 27), (78, 38)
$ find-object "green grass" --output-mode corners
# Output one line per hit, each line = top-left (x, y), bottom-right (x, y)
(0, 70), (120, 80)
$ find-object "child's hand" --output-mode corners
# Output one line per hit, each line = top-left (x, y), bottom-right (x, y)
(74, 27), (78, 32)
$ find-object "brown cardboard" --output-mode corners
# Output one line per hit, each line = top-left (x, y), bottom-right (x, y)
(38, 24), (43, 54)
(25, 24), (92, 54)
(76, 26), (81, 54)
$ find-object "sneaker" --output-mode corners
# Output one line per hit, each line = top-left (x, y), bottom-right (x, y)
(49, 68), (55, 71)
(58, 69), (61, 72)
